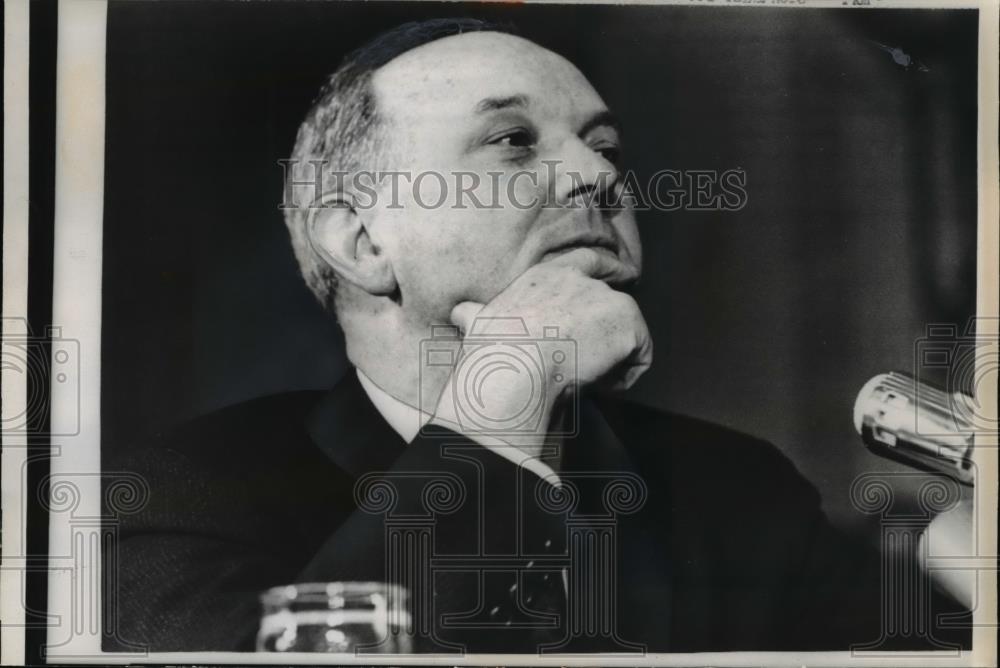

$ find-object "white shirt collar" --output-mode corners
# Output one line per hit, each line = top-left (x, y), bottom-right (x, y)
(354, 367), (561, 487)
(356, 368), (430, 444)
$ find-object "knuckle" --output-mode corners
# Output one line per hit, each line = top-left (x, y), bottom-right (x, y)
(609, 289), (639, 312)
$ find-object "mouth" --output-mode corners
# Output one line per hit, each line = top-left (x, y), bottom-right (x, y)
(537, 231), (639, 288)
(542, 234), (620, 259)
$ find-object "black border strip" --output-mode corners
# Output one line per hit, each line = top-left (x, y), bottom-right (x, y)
(26, 0), (58, 663)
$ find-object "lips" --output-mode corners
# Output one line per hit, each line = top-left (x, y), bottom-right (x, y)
(543, 233), (620, 257)
(537, 230), (639, 287)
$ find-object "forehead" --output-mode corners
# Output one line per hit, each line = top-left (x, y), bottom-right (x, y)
(372, 31), (606, 128)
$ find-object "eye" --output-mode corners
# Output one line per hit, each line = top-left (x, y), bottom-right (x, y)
(594, 144), (621, 166)
(487, 128), (536, 150)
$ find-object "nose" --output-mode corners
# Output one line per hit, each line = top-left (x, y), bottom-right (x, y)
(547, 136), (620, 207)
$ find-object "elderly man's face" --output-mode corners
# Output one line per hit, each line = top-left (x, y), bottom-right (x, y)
(367, 31), (642, 324)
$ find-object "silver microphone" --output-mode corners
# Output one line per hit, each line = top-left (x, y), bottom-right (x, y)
(854, 371), (976, 486)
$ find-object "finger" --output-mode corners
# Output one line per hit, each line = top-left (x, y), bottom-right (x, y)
(449, 300), (486, 335)
(625, 336), (654, 388)
(605, 319), (654, 391)
(544, 247), (640, 285)
(611, 339), (654, 391)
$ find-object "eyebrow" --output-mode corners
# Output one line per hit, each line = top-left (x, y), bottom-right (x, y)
(578, 110), (622, 138)
(472, 94), (622, 136)
(474, 94), (530, 114)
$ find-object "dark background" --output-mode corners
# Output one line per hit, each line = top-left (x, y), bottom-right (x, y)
(102, 2), (978, 542)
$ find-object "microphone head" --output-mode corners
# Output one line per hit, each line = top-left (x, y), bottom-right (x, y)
(854, 371), (975, 485)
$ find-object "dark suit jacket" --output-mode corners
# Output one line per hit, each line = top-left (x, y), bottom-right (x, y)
(103, 372), (969, 654)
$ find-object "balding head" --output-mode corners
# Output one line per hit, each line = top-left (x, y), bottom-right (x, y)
(285, 18), (640, 332)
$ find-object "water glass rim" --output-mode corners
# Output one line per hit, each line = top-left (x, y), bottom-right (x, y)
(260, 581), (410, 607)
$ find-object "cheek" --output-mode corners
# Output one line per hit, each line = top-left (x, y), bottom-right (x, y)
(382, 212), (498, 307)
(370, 159), (548, 314)
(392, 206), (539, 309)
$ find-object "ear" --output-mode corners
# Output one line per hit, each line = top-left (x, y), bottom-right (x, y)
(306, 197), (397, 296)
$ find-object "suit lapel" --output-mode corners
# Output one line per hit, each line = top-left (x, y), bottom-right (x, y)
(304, 371), (408, 479)
(562, 400), (674, 651)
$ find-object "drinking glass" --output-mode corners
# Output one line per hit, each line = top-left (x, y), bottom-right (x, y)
(257, 581), (412, 653)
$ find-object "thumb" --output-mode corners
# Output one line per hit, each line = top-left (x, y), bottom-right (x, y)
(449, 301), (486, 335)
